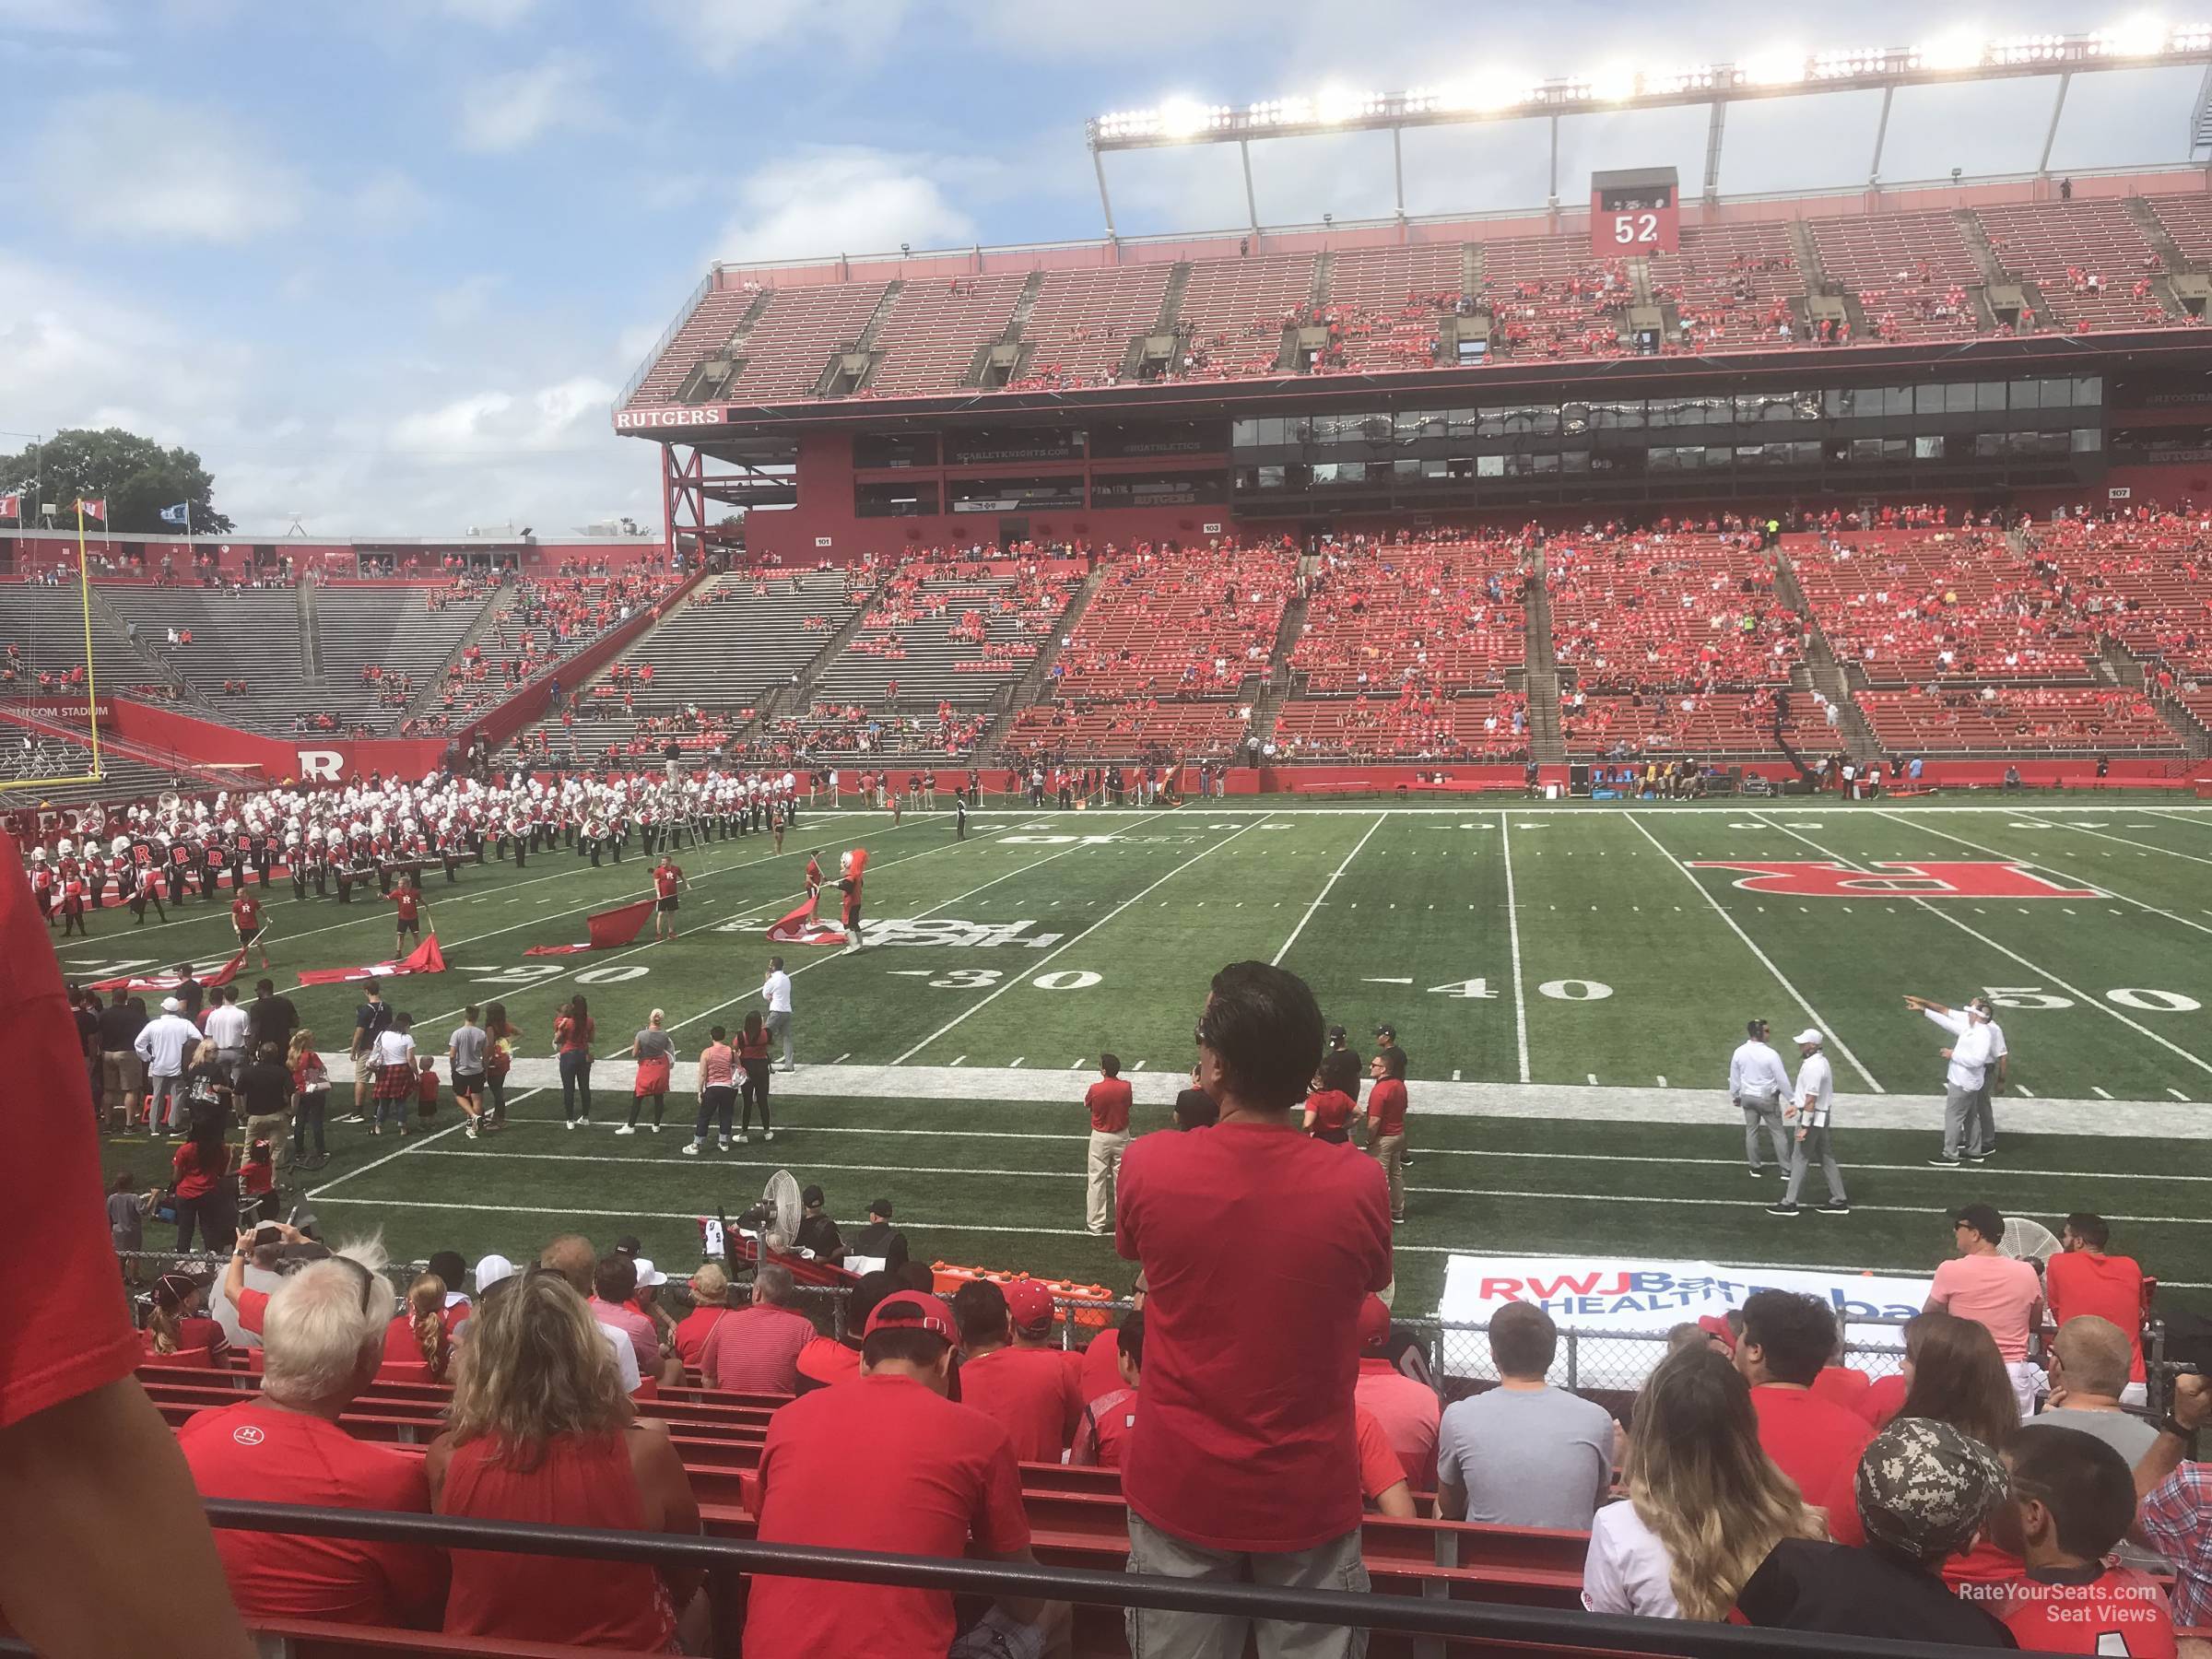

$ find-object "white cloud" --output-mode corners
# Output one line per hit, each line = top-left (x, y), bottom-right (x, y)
(0, 0), (116, 31)
(457, 54), (599, 153)
(714, 147), (975, 263)
(646, 0), (910, 70)
(36, 95), (306, 242)
(389, 374), (616, 460)
(430, 274), (503, 326)
(441, 0), (540, 24)
(347, 168), (437, 236)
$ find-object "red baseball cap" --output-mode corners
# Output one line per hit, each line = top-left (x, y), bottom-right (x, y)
(1002, 1280), (1054, 1331)
(864, 1291), (956, 1340)
(1697, 1313), (1737, 1352)
(1357, 1294), (1392, 1353)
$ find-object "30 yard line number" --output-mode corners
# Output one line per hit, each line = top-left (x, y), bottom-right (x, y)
(918, 969), (1102, 991)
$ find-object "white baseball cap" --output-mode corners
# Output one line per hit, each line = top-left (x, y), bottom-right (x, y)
(474, 1253), (516, 1292)
(161, 996), (182, 1014)
(632, 1257), (668, 1288)
(1794, 1028), (1824, 1045)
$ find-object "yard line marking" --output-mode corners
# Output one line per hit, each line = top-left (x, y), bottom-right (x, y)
(1625, 813), (1881, 1091)
(1587, 1073), (1599, 1085)
(1132, 1059), (1147, 1070)
(651, 816), (1173, 1043)
(2015, 1084), (2035, 1099)
(895, 820), (1262, 1065)
(410, 1132), (2212, 1185)
(2171, 1088), (2194, 1101)
(325, 1171), (2212, 1231)
(1272, 813), (1385, 968)
(306, 1088), (543, 1198)
(2019, 812), (2212, 869)
(1452, 1068), (1462, 1080)
(949, 1055), (965, 1065)
(1656, 1075), (1668, 1087)
(2092, 1086), (2112, 1099)
(1007, 1056), (1024, 1068)
(1778, 815), (2212, 1078)
(1879, 812), (2212, 937)
(1499, 812), (1532, 1085)
(831, 1053), (851, 1064)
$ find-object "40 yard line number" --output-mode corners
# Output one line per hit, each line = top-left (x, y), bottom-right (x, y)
(1428, 978), (1613, 1001)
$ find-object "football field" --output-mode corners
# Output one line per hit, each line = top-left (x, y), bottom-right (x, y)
(72, 797), (2212, 1320)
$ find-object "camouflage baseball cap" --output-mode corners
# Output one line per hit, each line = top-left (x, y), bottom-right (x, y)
(1854, 1418), (2006, 1562)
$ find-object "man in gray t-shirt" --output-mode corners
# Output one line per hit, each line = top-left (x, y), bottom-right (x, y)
(449, 1007), (490, 1137)
(1436, 1303), (1617, 1529)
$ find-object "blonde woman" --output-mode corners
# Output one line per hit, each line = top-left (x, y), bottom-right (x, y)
(1583, 1344), (1825, 1620)
(381, 1274), (450, 1382)
(426, 1270), (702, 1651)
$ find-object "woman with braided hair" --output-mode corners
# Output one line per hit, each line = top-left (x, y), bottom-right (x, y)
(382, 1274), (451, 1383)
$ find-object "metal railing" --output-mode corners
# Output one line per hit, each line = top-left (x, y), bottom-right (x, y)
(168, 1500), (2056, 1659)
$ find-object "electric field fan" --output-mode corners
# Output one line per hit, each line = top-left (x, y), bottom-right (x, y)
(2000, 1216), (2062, 1264)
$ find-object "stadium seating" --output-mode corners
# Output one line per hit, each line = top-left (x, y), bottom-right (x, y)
(1290, 536), (1527, 694)
(862, 275), (1028, 397)
(0, 581), (172, 700)
(1787, 530), (2098, 685)
(1323, 243), (1465, 373)
(726, 281), (892, 400)
(812, 560), (1079, 706)
(94, 587), (325, 729)
(1272, 693), (1528, 759)
(1009, 265), (1172, 391)
(1648, 222), (1806, 349)
(1856, 686), (2182, 755)
(1048, 544), (1293, 700)
(1560, 690), (1805, 757)
(1003, 699), (1251, 760)
(1547, 533), (1800, 696)
(1976, 200), (2172, 332)
(1476, 236), (1630, 359)
(1806, 210), (1986, 342)
(1171, 253), (1314, 380)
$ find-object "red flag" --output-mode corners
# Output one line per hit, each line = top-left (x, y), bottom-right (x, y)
(523, 897), (655, 957)
(89, 947), (247, 994)
(296, 932), (447, 986)
(0, 493), (18, 519)
(76, 498), (106, 523)
(766, 894), (845, 947)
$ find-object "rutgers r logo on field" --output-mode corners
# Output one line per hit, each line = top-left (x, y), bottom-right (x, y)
(1685, 861), (2100, 900)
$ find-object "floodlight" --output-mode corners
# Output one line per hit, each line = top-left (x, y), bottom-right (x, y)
(1741, 50), (1809, 87)
(1587, 63), (1640, 102)
(2094, 12), (2171, 56)
(1916, 30), (1989, 72)
(1313, 85), (1368, 124)
(1158, 98), (1212, 139)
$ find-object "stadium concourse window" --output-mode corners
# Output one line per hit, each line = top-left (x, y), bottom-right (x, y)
(853, 482), (939, 518)
(852, 433), (938, 469)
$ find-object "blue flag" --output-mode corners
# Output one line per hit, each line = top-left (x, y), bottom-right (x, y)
(159, 501), (191, 527)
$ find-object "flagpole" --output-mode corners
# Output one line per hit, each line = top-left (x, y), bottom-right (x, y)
(75, 500), (101, 780)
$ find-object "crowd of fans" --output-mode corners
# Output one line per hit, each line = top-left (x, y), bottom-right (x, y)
(34, 929), (2206, 1658)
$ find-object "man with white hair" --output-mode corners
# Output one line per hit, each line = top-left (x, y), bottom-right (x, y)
(1768, 1029), (1849, 1218)
(1903, 994), (1994, 1168)
(190, 1230), (447, 1624)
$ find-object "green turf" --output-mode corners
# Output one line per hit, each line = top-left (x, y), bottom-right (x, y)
(75, 799), (2212, 1318)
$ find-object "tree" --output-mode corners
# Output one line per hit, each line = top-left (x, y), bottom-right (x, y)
(0, 428), (233, 535)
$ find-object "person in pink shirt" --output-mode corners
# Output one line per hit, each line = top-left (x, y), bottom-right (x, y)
(586, 1254), (663, 1379)
(1352, 1295), (1440, 1490)
(698, 1263), (815, 1394)
(1926, 1204), (2044, 1422)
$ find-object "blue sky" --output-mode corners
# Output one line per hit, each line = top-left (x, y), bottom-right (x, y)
(1, 0), (2201, 535)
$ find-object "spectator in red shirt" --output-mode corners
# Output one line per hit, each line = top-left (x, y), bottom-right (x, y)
(746, 1290), (1040, 1658)
(795, 1271), (894, 1394)
(2045, 1212), (2148, 1406)
(698, 1262), (814, 1394)
(670, 1262), (732, 1372)
(1995, 1426), (2179, 1655)
(179, 1245), (448, 1626)
(1365, 1047), (1409, 1223)
(1074, 1306), (1143, 1468)
(1734, 1288), (1877, 1547)
(1083, 1053), (1134, 1237)
(1078, 1274), (1146, 1404)
(1116, 959), (1393, 1658)
(952, 1279), (1083, 1463)
(1303, 1050), (1359, 1143)
(427, 1270), (703, 1652)
(382, 1272), (452, 1383)
(142, 1269), (229, 1369)
(0, 830), (255, 1659)
(1353, 1295), (1441, 1490)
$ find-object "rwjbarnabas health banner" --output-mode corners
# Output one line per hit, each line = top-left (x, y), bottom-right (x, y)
(1434, 1253), (1930, 1385)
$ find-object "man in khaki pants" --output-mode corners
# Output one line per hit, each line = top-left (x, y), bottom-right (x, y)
(1367, 1048), (1409, 1223)
(1083, 1054), (1134, 1236)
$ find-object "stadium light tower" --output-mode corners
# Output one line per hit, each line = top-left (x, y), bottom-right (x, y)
(1085, 23), (2212, 234)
